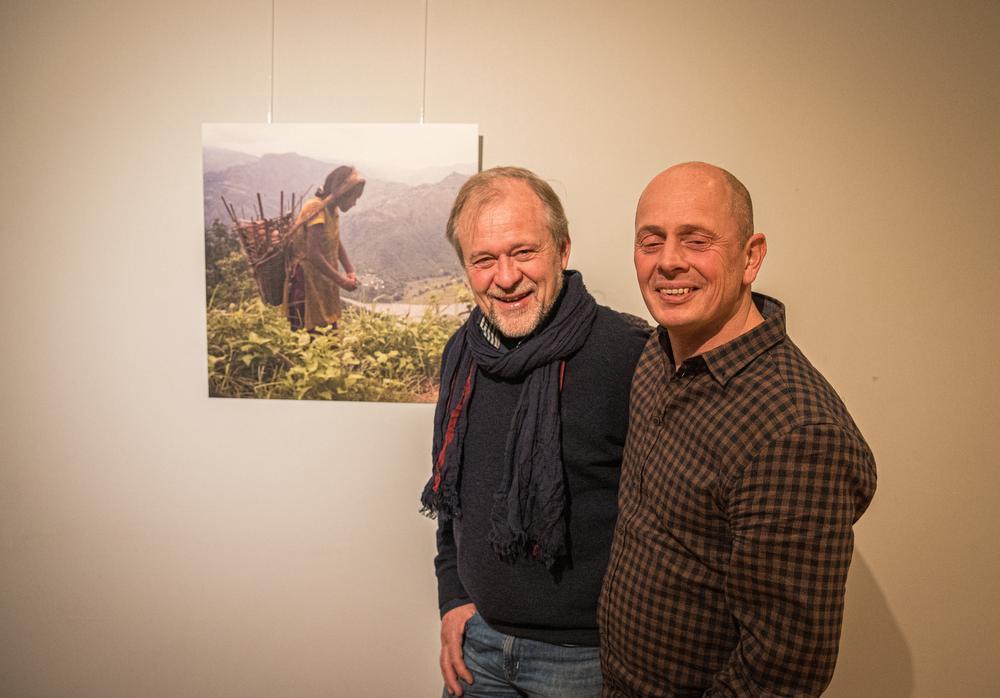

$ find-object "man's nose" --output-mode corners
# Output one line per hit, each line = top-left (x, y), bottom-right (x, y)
(493, 255), (523, 290)
(494, 255), (523, 289)
(657, 238), (688, 275)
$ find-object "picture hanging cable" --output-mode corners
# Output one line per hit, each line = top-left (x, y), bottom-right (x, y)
(267, 0), (276, 123)
(420, 0), (429, 124)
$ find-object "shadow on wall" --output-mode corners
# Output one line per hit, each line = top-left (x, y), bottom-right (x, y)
(826, 550), (914, 697)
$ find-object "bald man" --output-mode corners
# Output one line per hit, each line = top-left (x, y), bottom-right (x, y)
(598, 163), (877, 696)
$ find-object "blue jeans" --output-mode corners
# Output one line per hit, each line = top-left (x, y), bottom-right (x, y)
(446, 613), (602, 697)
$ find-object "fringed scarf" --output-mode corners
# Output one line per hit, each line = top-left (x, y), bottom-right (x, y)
(420, 270), (598, 568)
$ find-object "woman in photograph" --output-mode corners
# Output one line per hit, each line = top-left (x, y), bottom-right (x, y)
(284, 166), (365, 331)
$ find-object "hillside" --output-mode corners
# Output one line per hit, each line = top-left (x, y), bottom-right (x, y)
(203, 151), (467, 302)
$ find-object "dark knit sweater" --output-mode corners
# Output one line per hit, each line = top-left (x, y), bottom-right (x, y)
(434, 304), (649, 646)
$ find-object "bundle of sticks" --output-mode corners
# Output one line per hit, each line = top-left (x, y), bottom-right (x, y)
(220, 190), (304, 306)
(221, 187), (346, 306)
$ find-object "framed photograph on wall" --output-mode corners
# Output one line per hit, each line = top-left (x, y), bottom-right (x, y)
(202, 122), (479, 403)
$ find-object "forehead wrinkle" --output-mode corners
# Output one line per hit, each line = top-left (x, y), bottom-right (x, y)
(458, 188), (501, 237)
(637, 164), (737, 236)
(461, 183), (546, 247)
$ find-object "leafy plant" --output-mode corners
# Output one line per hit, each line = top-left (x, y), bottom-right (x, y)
(205, 222), (464, 402)
(207, 299), (462, 402)
(207, 250), (258, 308)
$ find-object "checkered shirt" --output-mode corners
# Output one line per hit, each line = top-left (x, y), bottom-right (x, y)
(599, 294), (876, 697)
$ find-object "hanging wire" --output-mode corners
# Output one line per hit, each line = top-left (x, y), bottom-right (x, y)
(267, 0), (276, 123)
(420, 0), (429, 124)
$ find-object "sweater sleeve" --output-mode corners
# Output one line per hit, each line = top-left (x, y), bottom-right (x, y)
(435, 517), (471, 616)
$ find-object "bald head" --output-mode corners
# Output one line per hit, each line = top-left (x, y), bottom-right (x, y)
(639, 162), (754, 243)
(632, 161), (767, 362)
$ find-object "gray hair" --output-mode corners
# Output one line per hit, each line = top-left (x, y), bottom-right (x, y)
(445, 166), (570, 261)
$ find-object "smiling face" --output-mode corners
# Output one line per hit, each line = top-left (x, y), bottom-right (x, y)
(634, 163), (766, 360)
(457, 180), (570, 338)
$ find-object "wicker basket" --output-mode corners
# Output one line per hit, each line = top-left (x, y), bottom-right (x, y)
(233, 217), (295, 306)
(253, 247), (287, 306)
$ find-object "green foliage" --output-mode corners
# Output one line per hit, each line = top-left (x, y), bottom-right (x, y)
(208, 250), (258, 308)
(204, 220), (240, 282)
(205, 219), (256, 306)
(207, 298), (461, 402)
(205, 221), (463, 402)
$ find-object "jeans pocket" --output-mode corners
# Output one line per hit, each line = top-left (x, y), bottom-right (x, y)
(462, 611), (487, 647)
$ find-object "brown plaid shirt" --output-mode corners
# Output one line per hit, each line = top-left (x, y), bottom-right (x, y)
(599, 294), (876, 697)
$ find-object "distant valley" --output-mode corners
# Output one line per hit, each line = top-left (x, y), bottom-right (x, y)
(203, 149), (469, 303)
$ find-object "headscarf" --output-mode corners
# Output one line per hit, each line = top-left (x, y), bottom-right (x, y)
(294, 166), (366, 228)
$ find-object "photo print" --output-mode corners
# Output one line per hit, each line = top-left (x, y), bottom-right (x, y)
(203, 122), (479, 403)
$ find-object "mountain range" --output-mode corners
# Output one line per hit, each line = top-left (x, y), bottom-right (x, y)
(203, 150), (468, 300)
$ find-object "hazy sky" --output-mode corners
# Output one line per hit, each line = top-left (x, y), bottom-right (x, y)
(202, 123), (478, 173)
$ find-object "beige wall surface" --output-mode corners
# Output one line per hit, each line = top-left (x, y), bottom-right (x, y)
(2, 1), (998, 695)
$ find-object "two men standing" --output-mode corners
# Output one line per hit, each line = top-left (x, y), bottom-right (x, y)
(424, 163), (875, 697)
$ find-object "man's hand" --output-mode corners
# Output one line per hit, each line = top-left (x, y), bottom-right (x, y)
(440, 603), (476, 696)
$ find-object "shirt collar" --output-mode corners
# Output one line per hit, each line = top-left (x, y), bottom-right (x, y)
(657, 293), (787, 386)
(479, 315), (503, 350)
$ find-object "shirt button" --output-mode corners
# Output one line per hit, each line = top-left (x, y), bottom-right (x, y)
(652, 414), (663, 427)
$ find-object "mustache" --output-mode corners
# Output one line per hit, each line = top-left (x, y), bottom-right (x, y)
(487, 282), (536, 300)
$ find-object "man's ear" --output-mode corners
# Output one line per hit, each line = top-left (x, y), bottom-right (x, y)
(560, 237), (572, 269)
(743, 233), (767, 285)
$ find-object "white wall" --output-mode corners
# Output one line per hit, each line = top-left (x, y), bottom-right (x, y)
(1, 1), (998, 695)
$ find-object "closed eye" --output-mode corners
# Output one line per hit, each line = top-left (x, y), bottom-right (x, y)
(636, 234), (664, 252)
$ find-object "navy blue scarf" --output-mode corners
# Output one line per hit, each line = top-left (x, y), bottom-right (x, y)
(420, 271), (598, 567)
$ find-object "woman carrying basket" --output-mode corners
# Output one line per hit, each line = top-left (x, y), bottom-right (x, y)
(284, 166), (365, 331)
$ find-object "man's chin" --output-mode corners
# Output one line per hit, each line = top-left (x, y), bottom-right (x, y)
(646, 301), (696, 329)
(489, 309), (540, 339)
(493, 320), (534, 339)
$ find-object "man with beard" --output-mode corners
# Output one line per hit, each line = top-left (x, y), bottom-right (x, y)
(421, 167), (648, 697)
